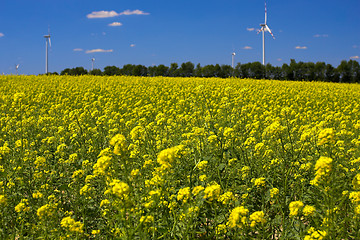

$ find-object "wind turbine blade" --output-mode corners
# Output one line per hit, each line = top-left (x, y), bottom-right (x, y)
(265, 0), (267, 24)
(49, 37), (51, 47)
(257, 27), (264, 34)
(265, 25), (275, 39)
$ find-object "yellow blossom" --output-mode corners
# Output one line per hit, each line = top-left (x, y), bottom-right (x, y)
(192, 186), (205, 196)
(15, 199), (30, 213)
(204, 183), (221, 201)
(105, 179), (130, 199)
(289, 201), (304, 217)
(311, 156), (332, 186)
(303, 205), (316, 217)
(218, 191), (235, 205)
(177, 187), (191, 203)
(227, 206), (249, 228)
(199, 174), (207, 182)
(249, 211), (266, 227)
(0, 195), (6, 205)
(270, 188), (279, 198)
(317, 128), (335, 146)
(37, 204), (53, 219)
(196, 161), (208, 170)
(60, 216), (84, 233)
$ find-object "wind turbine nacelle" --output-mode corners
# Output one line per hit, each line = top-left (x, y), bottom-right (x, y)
(260, 24), (266, 27)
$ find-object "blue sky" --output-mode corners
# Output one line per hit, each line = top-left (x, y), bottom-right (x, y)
(1, 0), (359, 75)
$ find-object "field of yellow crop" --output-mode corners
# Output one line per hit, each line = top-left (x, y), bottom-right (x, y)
(1, 75), (360, 239)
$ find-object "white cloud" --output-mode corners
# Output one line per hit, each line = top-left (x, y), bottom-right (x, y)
(246, 27), (255, 32)
(350, 56), (359, 59)
(119, 9), (149, 15)
(108, 22), (123, 27)
(353, 45), (359, 49)
(130, 44), (136, 47)
(87, 10), (120, 19)
(295, 46), (307, 50)
(87, 9), (149, 19)
(0, 33), (4, 37)
(73, 48), (83, 52)
(314, 34), (328, 38)
(85, 49), (114, 54)
(243, 46), (252, 50)
(277, 58), (282, 61)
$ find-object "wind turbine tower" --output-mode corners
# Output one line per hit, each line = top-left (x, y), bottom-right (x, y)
(91, 58), (95, 71)
(231, 52), (236, 68)
(44, 32), (51, 74)
(258, 1), (275, 65)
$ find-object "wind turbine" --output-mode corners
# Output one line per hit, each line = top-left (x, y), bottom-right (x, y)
(258, 0), (275, 65)
(91, 58), (95, 71)
(15, 64), (20, 75)
(231, 52), (236, 68)
(44, 30), (51, 74)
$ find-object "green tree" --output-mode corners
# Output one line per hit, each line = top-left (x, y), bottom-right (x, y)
(132, 65), (148, 76)
(104, 66), (121, 76)
(169, 63), (179, 77)
(179, 62), (194, 77)
(89, 69), (103, 76)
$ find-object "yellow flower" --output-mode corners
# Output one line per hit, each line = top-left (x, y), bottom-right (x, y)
(177, 187), (191, 203)
(204, 183), (221, 201)
(100, 199), (110, 207)
(140, 215), (154, 224)
(196, 161), (208, 170)
(143, 159), (153, 168)
(311, 156), (332, 186)
(199, 174), (207, 182)
(91, 230), (100, 235)
(304, 227), (327, 240)
(0, 144), (11, 155)
(253, 177), (266, 187)
(317, 128), (334, 146)
(216, 224), (227, 235)
(352, 174), (360, 190)
(37, 204), (53, 219)
(110, 134), (126, 146)
(157, 145), (182, 169)
(192, 186), (204, 196)
(218, 191), (235, 205)
(249, 211), (266, 227)
(349, 191), (360, 204)
(72, 169), (84, 179)
(289, 201), (304, 217)
(0, 195), (6, 205)
(93, 156), (112, 176)
(227, 206), (249, 228)
(110, 134), (127, 155)
(105, 179), (130, 199)
(60, 216), (84, 233)
(303, 205), (316, 217)
(130, 169), (140, 177)
(270, 188), (279, 198)
(223, 127), (234, 138)
(355, 205), (360, 215)
(15, 199), (30, 213)
(80, 184), (93, 196)
(34, 156), (46, 167)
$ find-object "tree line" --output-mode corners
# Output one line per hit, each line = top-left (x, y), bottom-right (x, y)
(56, 59), (360, 83)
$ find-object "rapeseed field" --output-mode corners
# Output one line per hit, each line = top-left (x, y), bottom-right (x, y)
(1, 75), (360, 239)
